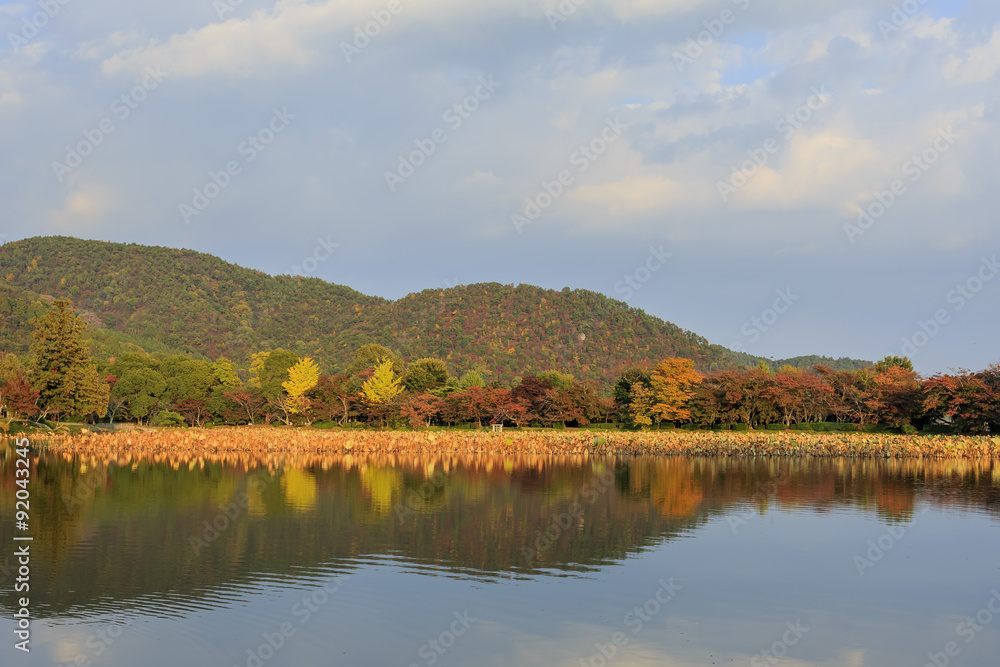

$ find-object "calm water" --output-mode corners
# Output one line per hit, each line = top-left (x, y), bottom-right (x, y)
(2, 444), (999, 666)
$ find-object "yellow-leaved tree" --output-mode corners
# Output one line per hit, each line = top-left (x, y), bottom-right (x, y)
(282, 357), (320, 418)
(650, 357), (704, 424)
(362, 359), (403, 406)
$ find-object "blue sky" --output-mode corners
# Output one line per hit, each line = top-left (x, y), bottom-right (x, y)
(1, 0), (998, 374)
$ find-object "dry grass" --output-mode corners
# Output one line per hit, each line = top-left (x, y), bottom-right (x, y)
(16, 427), (1000, 472)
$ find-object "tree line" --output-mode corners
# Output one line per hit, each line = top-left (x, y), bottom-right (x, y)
(1, 300), (996, 434)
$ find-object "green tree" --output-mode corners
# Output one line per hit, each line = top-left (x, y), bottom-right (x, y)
(212, 356), (242, 388)
(875, 356), (914, 373)
(111, 367), (166, 423)
(537, 370), (575, 390)
(402, 358), (449, 392)
(348, 343), (404, 376)
(29, 299), (108, 419)
(249, 349), (300, 424)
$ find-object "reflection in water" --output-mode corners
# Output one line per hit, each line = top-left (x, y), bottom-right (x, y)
(2, 444), (998, 619)
(0, 442), (999, 667)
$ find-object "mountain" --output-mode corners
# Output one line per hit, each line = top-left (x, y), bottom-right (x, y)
(0, 237), (869, 382)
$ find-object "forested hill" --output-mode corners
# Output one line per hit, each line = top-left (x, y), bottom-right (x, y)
(0, 237), (868, 382)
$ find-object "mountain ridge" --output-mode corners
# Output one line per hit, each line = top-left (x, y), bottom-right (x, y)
(0, 236), (870, 381)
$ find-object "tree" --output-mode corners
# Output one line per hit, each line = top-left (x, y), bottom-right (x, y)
(399, 393), (445, 428)
(362, 359), (404, 406)
(875, 356), (914, 373)
(308, 375), (353, 424)
(161, 357), (216, 405)
(283, 357), (320, 418)
(650, 358), (703, 423)
(218, 387), (266, 424)
(0, 374), (40, 420)
(628, 381), (656, 427)
(213, 356), (242, 388)
(923, 365), (1000, 434)
(111, 367), (166, 423)
(348, 343), (403, 376)
(511, 375), (554, 423)
(250, 348), (299, 424)
(403, 358), (449, 392)
(614, 367), (652, 426)
(29, 299), (107, 419)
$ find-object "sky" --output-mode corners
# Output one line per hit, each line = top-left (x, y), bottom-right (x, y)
(0, 0), (998, 375)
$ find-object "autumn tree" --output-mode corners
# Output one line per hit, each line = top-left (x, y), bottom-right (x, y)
(29, 299), (108, 419)
(399, 393), (445, 429)
(250, 348), (300, 423)
(348, 343), (404, 376)
(283, 357), (320, 419)
(650, 358), (704, 423)
(614, 367), (652, 426)
(0, 374), (40, 420)
(362, 359), (404, 406)
(628, 381), (656, 427)
(308, 375), (354, 424)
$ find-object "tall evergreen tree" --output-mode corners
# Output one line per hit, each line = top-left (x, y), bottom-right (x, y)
(29, 299), (108, 419)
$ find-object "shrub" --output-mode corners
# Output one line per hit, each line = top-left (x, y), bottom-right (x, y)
(731, 423), (751, 432)
(152, 411), (185, 427)
(766, 423), (787, 431)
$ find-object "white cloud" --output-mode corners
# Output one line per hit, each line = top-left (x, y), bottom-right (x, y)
(47, 179), (121, 231)
(942, 25), (1000, 84)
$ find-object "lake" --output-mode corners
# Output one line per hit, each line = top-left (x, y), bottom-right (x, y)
(2, 445), (999, 666)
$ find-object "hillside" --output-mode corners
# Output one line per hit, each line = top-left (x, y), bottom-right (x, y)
(0, 237), (868, 382)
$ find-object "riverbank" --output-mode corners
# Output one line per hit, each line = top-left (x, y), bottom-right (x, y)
(21, 427), (1000, 460)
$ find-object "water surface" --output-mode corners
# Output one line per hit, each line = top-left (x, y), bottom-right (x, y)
(1, 446), (999, 666)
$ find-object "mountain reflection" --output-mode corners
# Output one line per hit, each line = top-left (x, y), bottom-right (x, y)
(2, 442), (998, 619)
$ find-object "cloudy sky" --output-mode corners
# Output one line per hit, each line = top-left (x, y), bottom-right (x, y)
(1, 0), (998, 374)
